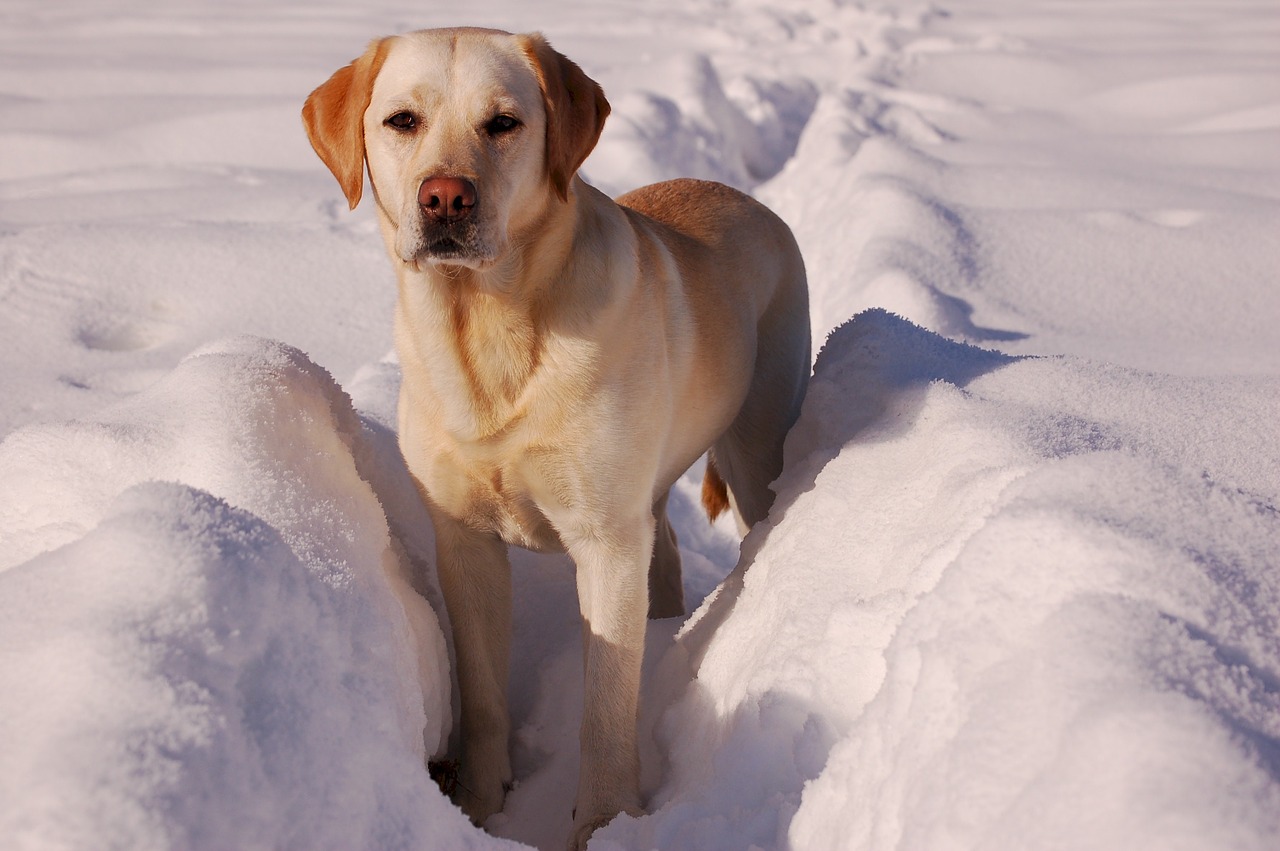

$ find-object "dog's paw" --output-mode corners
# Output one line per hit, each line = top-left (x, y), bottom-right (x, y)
(567, 803), (642, 851)
(451, 765), (510, 827)
(457, 781), (507, 826)
(568, 814), (610, 851)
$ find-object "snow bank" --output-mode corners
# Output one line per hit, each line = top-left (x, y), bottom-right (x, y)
(0, 338), (506, 850)
(597, 310), (1280, 850)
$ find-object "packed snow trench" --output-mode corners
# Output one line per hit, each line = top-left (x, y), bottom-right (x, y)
(2, 0), (1279, 848)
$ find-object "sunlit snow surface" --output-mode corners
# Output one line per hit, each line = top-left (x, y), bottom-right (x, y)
(1, 1), (1278, 849)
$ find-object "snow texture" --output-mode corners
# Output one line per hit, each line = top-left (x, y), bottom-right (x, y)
(1, 0), (1278, 849)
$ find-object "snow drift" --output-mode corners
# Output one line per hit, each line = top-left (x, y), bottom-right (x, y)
(0, 338), (496, 850)
(596, 311), (1280, 849)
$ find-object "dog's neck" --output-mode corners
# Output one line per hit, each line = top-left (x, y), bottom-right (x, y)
(392, 185), (596, 442)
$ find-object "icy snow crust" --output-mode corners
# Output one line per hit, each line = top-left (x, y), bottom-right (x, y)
(2, 0), (1279, 849)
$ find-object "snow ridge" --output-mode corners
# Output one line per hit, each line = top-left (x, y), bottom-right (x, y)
(0, 339), (479, 851)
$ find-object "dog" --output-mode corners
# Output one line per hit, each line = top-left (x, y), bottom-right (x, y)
(303, 28), (810, 848)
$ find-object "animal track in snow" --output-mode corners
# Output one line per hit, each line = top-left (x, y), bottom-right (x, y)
(73, 291), (181, 355)
(75, 314), (176, 352)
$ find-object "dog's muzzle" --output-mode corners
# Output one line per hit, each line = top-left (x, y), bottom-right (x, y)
(416, 176), (484, 261)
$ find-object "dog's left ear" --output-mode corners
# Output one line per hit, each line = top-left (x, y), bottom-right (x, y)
(302, 38), (392, 210)
(520, 34), (611, 202)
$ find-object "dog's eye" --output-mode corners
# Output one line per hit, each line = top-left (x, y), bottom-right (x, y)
(385, 111), (418, 132)
(485, 114), (521, 136)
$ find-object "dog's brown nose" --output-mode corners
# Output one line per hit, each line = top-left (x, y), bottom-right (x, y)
(419, 176), (477, 222)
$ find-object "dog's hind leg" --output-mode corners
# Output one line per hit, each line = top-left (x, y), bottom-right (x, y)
(647, 490), (684, 619)
(710, 313), (811, 533)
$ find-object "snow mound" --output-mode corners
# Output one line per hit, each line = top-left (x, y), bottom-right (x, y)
(0, 338), (506, 851)
(596, 309), (1280, 850)
(586, 52), (817, 195)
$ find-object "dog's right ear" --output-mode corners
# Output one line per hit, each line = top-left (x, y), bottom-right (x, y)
(302, 38), (392, 210)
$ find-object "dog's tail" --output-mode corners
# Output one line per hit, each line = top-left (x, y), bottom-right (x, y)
(701, 456), (730, 522)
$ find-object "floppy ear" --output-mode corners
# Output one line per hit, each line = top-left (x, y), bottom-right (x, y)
(519, 34), (611, 202)
(301, 38), (391, 210)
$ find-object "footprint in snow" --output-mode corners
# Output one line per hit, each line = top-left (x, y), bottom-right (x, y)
(75, 310), (177, 353)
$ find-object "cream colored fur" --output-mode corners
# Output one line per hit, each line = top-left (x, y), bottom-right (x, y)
(303, 28), (809, 849)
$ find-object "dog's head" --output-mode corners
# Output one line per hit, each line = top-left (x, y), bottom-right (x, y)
(302, 28), (610, 270)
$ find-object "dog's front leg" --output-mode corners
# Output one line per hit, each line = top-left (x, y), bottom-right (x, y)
(433, 514), (513, 825)
(565, 517), (652, 849)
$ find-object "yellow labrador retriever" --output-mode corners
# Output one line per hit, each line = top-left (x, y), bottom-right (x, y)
(303, 28), (809, 848)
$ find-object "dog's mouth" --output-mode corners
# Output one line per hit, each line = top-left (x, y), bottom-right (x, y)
(420, 239), (494, 273)
(426, 237), (466, 257)
(396, 210), (496, 270)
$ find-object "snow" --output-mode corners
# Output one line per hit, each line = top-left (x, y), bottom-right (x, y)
(0, 338), (476, 850)
(601, 312), (1280, 850)
(2, 0), (1278, 849)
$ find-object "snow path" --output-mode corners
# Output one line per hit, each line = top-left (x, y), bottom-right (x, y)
(2, 0), (1279, 849)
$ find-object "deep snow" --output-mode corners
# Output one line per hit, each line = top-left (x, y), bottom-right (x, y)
(2, 0), (1279, 849)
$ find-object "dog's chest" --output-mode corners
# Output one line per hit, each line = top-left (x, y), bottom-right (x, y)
(439, 455), (566, 554)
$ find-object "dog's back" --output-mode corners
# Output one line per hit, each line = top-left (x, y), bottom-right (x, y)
(617, 178), (810, 531)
